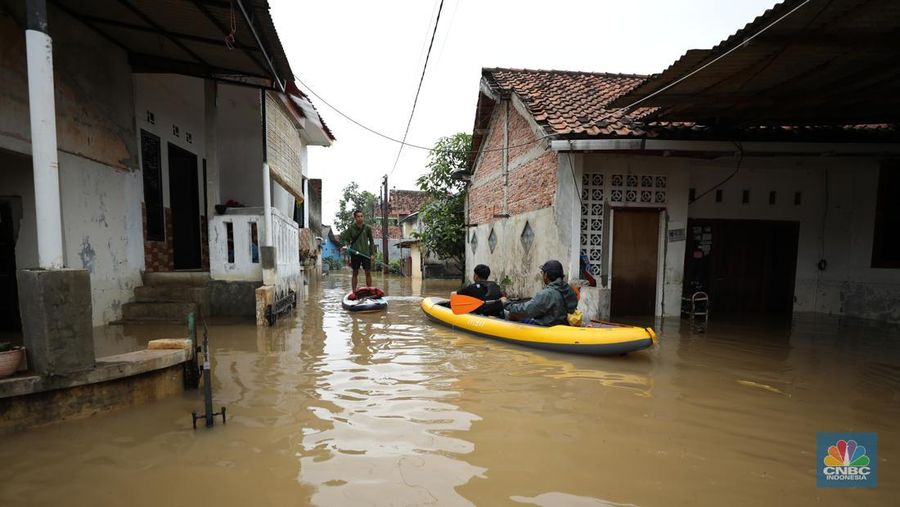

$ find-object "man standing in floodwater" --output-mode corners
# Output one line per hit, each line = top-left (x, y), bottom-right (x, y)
(340, 209), (376, 292)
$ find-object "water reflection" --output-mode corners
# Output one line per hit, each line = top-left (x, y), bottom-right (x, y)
(298, 282), (485, 505)
(0, 274), (897, 506)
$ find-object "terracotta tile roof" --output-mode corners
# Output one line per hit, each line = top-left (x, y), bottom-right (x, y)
(478, 68), (897, 144)
(483, 68), (656, 138)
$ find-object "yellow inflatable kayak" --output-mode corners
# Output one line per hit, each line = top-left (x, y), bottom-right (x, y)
(421, 297), (657, 356)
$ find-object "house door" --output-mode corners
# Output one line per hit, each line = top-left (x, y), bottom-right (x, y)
(168, 144), (201, 270)
(0, 199), (20, 331)
(611, 208), (660, 318)
(683, 219), (799, 313)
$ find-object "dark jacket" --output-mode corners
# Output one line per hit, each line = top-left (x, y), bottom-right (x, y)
(506, 278), (578, 326)
(458, 280), (504, 317)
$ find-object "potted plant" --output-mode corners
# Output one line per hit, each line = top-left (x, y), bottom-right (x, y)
(0, 342), (25, 378)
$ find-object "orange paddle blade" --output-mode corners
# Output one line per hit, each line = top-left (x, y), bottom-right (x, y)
(449, 294), (485, 315)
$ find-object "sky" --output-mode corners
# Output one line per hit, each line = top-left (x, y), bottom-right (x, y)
(269, 0), (781, 225)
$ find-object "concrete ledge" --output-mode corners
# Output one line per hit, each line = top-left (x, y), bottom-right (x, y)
(0, 348), (190, 435)
(0, 348), (188, 400)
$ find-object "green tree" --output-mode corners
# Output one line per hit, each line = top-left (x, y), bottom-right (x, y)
(335, 182), (377, 233)
(414, 133), (472, 268)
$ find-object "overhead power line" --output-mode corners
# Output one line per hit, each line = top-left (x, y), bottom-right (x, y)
(389, 0), (446, 177)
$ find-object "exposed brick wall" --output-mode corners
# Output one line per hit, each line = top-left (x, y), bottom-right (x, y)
(508, 150), (558, 215)
(508, 103), (540, 161)
(372, 225), (403, 240)
(142, 204), (210, 272)
(468, 101), (556, 225)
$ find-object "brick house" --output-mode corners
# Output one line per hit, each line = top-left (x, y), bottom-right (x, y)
(372, 189), (429, 260)
(465, 2), (900, 323)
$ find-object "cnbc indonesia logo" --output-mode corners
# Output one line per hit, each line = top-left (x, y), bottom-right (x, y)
(818, 434), (877, 488)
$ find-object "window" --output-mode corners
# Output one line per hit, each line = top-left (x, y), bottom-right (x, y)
(742, 189), (750, 204)
(872, 162), (900, 268)
(141, 130), (164, 241)
(769, 191), (777, 205)
(715, 189), (723, 203)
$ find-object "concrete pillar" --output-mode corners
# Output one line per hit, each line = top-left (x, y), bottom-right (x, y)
(204, 79), (220, 216)
(25, 0), (63, 269)
(410, 243), (423, 281)
(17, 269), (95, 374)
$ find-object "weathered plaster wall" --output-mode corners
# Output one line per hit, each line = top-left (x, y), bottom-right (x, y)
(0, 11), (136, 170)
(59, 152), (144, 325)
(466, 206), (567, 299)
(218, 84), (263, 208)
(1, 9), (143, 325)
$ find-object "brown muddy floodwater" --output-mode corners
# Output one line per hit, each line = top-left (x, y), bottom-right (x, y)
(1, 273), (898, 506)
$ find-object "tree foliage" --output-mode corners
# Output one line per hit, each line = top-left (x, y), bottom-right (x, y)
(335, 182), (377, 233)
(414, 133), (472, 267)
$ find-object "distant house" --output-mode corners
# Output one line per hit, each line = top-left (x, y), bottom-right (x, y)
(464, 0), (900, 323)
(321, 225), (343, 263)
(372, 189), (430, 262)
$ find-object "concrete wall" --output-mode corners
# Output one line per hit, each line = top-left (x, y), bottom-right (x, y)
(686, 156), (900, 322)
(1, 10), (143, 325)
(309, 178), (322, 234)
(218, 84), (263, 208)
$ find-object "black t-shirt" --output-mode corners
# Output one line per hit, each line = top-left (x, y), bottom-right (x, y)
(458, 281), (504, 316)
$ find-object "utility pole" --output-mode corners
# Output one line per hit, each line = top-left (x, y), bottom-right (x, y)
(382, 175), (389, 273)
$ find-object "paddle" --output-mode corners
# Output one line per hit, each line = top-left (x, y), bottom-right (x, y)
(345, 247), (371, 260)
(449, 294), (530, 315)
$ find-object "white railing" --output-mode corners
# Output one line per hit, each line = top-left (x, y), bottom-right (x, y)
(271, 207), (300, 297)
(209, 208), (264, 282)
(209, 207), (300, 298)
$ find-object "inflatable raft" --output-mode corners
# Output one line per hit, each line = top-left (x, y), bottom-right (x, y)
(421, 297), (657, 356)
(342, 287), (387, 313)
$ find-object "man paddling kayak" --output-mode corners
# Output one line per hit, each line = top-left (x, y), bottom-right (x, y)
(339, 209), (376, 292)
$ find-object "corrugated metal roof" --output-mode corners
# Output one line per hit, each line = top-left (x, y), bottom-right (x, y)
(609, 0), (900, 125)
(50, 0), (292, 88)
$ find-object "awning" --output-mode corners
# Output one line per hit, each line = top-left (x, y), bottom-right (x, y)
(47, 0), (292, 89)
(609, 0), (900, 126)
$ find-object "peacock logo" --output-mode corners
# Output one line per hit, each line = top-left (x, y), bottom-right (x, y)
(823, 439), (870, 467)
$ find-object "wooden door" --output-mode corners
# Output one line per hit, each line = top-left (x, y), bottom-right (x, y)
(611, 209), (659, 317)
(168, 144), (201, 270)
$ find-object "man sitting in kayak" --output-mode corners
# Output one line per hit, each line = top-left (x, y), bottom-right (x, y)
(339, 209), (376, 292)
(502, 260), (578, 326)
(456, 264), (504, 317)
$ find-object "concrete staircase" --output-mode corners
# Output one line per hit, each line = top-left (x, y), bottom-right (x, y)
(120, 272), (210, 323)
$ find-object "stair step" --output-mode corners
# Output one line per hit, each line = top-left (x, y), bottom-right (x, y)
(142, 272), (210, 287)
(121, 301), (199, 322)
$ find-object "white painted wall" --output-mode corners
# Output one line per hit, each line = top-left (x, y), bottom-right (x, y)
(133, 74), (206, 213)
(687, 156), (900, 322)
(218, 84), (263, 208)
(60, 153), (144, 325)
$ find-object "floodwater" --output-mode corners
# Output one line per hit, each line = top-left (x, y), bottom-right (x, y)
(1, 274), (898, 506)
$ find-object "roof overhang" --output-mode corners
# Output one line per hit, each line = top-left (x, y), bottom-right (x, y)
(45, 0), (292, 90)
(609, 0), (900, 126)
(551, 138), (900, 156)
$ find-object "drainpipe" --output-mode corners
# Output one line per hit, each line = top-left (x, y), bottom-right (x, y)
(261, 89), (273, 247)
(26, 0), (64, 269)
(501, 100), (509, 215)
(204, 80), (220, 216)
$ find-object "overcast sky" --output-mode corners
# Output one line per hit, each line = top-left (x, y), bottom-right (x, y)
(269, 0), (780, 224)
